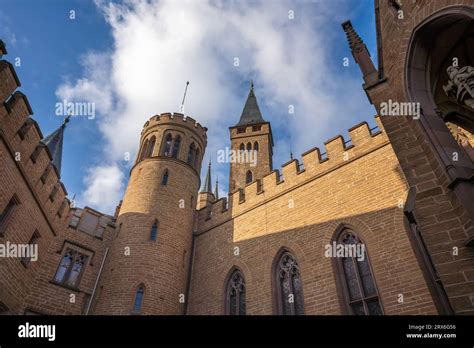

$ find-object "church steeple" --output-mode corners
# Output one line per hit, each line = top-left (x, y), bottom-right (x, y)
(197, 160), (215, 210)
(235, 81), (266, 126)
(41, 116), (70, 175)
(229, 81), (273, 192)
(200, 160), (212, 193)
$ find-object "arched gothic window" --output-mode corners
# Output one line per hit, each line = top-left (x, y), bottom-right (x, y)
(150, 220), (158, 241)
(163, 134), (172, 157)
(146, 136), (156, 158)
(139, 139), (149, 161)
(274, 251), (304, 315)
(194, 148), (200, 169)
(133, 285), (145, 313)
(246, 142), (252, 151)
(54, 250), (73, 284)
(225, 269), (246, 315)
(337, 229), (383, 315)
(187, 143), (196, 165)
(239, 143), (245, 151)
(162, 169), (169, 186)
(254, 141), (259, 151)
(171, 135), (181, 159)
(245, 170), (253, 184)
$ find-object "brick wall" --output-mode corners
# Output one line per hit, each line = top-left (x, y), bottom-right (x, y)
(188, 117), (438, 315)
(0, 56), (70, 314)
(21, 208), (115, 315)
(361, 0), (474, 314)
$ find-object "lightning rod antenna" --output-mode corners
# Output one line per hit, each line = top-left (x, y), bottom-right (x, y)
(179, 81), (190, 113)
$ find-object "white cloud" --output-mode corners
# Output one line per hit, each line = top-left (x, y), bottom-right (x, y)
(57, 0), (374, 213)
(56, 52), (114, 114)
(80, 165), (125, 214)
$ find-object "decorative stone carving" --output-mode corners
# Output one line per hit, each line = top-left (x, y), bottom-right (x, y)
(443, 65), (474, 109)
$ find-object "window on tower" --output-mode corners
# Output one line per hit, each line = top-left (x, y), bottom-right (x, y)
(133, 285), (145, 314)
(171, 135), (181, 159)
(194, 148), (200, 169)
(225, 268), (246, 315)
(254, 141), (259, 152)
(139, 139), (149, 161)
(336, 229), (383, 315)
(239, 143), (245, 151)
(245, 170), (253, 184)
(149, 220), (158, 241)
(246, 142), (252, 151)
(274, 250), (304, 315)
(161, 169), (169, 186)
(187, 142), (196, 165)
(163, 133), (173, 157)
(146, 136), (156, 158)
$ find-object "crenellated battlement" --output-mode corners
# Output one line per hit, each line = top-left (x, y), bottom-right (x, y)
(197, 116), (389, 231)
(0, 44), (70, 233)
(141, 112), (208, 140)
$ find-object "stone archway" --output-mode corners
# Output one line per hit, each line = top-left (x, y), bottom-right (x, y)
(405, 5), (474, 220)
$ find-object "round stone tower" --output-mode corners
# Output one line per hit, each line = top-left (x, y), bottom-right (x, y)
(93, 112), (207, 315)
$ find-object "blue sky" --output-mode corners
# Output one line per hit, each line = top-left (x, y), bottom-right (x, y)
(1, 0), (378, 214)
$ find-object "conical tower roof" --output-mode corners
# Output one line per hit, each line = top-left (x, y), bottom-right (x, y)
(41, 116), (70, 175)
(200, 160), (213, 193)
(235, 81), (266, 126)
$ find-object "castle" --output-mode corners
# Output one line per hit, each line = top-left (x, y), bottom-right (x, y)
(1, 0), (473, 316)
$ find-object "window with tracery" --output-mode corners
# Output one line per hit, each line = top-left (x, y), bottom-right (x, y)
(226, 269), (246, 315)
(338, 229), (382, 315)
(54, 249), (88, 288)
(275, 251), (304, 315)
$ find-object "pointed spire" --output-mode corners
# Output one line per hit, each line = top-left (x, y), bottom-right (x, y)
(235, 80), (266, 126)
(341, 20), (378, 85)
(214, 178), (219, 199)
(342, 20), (363, 51)
(201, 160), (213, 193)
(41, 116), (70, 176)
